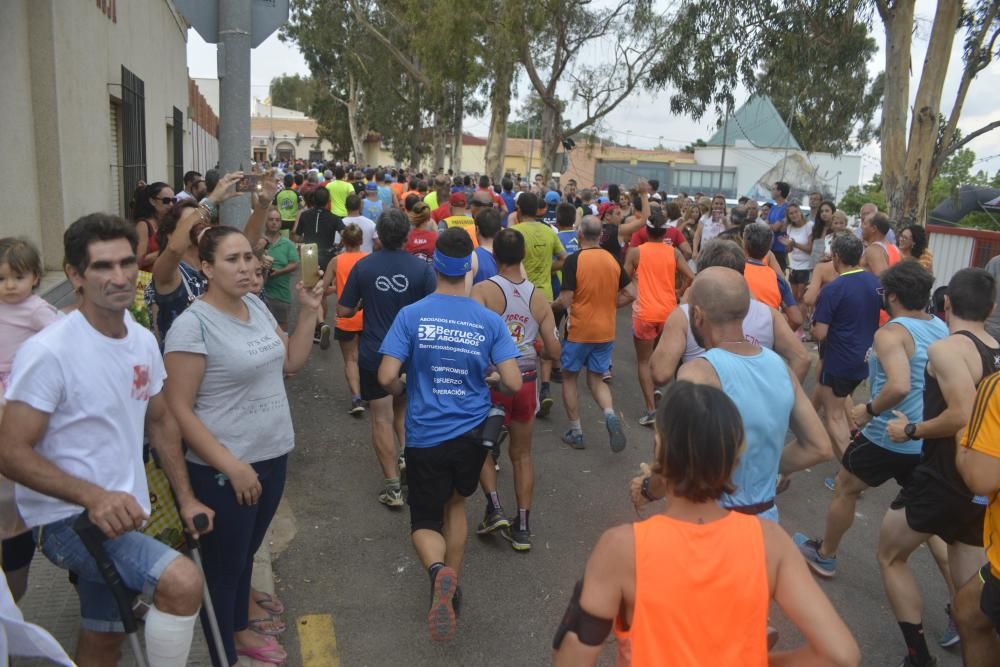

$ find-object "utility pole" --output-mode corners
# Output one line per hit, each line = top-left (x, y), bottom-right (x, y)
(718, 103), (730, 196)
(218, 0), (252, 229)
(526, 119), (534, 182)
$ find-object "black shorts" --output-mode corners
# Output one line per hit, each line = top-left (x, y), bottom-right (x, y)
(819, 370), (864, 398)
(789, 269), (812, 285)
(334, 327), (358, 342)
(980, 565), (1000, 636)
(359, 365), (389, 402)
(842, 432), (921, 488)
(2, 530), (35, 572)
(406, 436), (488, 533)
(891, 466), (985, 546)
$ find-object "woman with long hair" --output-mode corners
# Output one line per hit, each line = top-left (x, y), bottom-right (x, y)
(899, 224), (934, 274)
(781, 203), (815, 306)
(553, 382), (860, 666)
(164, 226), (323, 666)
(323, 223), (369, 415)
(811, 200), (836, 264)
(692, 194), (729, 259)
(133, 182), (175, 271)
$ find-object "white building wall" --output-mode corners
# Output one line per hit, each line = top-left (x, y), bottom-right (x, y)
(694, 142), (863, 202)
(188, 122), (219, 174)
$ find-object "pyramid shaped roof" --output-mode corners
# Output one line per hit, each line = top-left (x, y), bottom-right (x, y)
(706, 95), (800, 150)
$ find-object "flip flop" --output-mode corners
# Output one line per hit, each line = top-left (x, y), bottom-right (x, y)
(252, 592), (285, 615)
(248, 616), (286, 637)
(237, 640), (287, 665)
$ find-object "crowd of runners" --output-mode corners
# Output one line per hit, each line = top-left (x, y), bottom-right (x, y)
(1, 161), (1000, 666)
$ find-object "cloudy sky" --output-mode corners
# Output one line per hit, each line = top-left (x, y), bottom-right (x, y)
(186, 0), (1000, 187)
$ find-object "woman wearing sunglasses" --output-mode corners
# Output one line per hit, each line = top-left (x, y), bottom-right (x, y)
(132, 182), (176, 271)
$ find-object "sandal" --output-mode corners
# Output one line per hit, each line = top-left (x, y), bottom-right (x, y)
(252, 591), (285, 615)
(248, 616), (286, 637)
(237, 639), (287, 665)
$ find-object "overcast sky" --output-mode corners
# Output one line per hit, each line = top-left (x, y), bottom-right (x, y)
(186, 0), (1000, 186)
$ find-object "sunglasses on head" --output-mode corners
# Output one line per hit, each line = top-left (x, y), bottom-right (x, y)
(158, 196), (177, 205)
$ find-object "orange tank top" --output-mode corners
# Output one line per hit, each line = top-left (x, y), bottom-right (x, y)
(875, 241), (902, 326)
(335, 250), (367, 331)
(743, 262), (782, 309)
(634, 242), (678, 323)
(620, 513), (769, 666)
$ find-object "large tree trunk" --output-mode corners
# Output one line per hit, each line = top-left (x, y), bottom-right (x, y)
(432, 113), (447, 172)
(344, 75), (366, 165)
(450, 87), (463, 173)
(899, 0), (962, 226)
(878, 0), (915, 224)
(484, 54), (514, 183)
(539, 102), (561, 182)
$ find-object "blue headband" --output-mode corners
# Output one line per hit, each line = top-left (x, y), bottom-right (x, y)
(433, 249), (472, 277)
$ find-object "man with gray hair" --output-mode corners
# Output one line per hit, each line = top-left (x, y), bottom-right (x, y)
(743, 223), (803, 330)
(810, 234), (882, 461)
(553, 216), (633, 451)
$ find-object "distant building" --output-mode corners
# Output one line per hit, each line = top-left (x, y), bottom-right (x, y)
(2, 0), (218, 269)
(250, 99), (335, 164)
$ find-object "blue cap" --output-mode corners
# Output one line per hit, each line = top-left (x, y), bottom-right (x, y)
(366, 182), (378, 191)
(597, 196), (609, 204)
(544, 191), (561, 205)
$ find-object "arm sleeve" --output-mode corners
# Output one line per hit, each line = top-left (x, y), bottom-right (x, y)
(148, 343), (167, 397)
(163, 309), (208, 356)
(339, 263), (362, 309)
(777, 276), (797, 307)
(561, 253), (580, 291)
(378, 311), (412, 363)
(4, 340), (64, 413)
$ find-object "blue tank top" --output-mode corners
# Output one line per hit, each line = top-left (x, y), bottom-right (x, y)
(862, 316), (949, 454)
(704, 347), (794, 522)
(473, 247), (498, 284)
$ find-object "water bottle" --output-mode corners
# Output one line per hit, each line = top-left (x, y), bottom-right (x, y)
(481, 405), (507, 450)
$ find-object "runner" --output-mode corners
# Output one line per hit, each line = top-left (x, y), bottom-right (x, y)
(404, 199), (437, 262)
(796, 261), (948, 577)
(323, 223), (369, 416)
(338, 210), (436, 508)
(440, 193), (479, 248)
(471, 206), (500, 284)
(878, 268), (1000, 662)
(0, 213), (211, 666)
(554, 216), (633, 452)
(862, 212), (901, 276)
(677, 267), (831, 521)
(623, 211), (694, 425)
(649, 239), (811, 388)
(953, 370), (1000, 665)
(552, 382), (859, 667)
(274, 174), (302, 235)
(472, 229), (561, 551)
(377, 228), (521, 642)
(742, 222), (804, 330)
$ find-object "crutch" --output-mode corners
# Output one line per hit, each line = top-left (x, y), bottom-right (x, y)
(185, 514), (229, 667)
(72, 512), (149, 667)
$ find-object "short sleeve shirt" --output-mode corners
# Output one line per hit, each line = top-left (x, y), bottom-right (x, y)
(561, 247), (630, 343)
(264, 236), (299, 304)
(512, 220), (565, 300)
(379, 294), (519, 447)
(812, 270), (881, 379)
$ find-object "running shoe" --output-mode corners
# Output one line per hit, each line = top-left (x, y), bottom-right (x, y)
(606, 414), (627, 453)
(378, 485), (404, 508)
(654, 388), (663, 403)
(602, 370), (613, 384)
(318, 324), (331, 350)
(638, 411), (656, 427)
(561, 429), (585, 449)
(939, 604), (960, 648)
(824, 476), (837, 492)
(793, 533), (837, 578)
(349, 397), (365, 416)
(536, 385), (553, 418)
(505, 519), (531, 551)
(476, 507), (510, 535)
(550, 368), (564, 384)
(428, 565), (458, 641)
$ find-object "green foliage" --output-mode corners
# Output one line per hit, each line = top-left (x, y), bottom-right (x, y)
(838, 174), (885, 215)
(269, 74), (317, 114)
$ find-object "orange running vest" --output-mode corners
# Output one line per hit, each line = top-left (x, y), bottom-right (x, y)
(634, 242), (678, 323)
(335, 250), (368, 331)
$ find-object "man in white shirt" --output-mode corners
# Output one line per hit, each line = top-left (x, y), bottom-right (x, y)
(0, 214), (213, 667)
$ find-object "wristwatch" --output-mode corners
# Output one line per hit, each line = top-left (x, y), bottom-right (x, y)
(640, 476), (662, 502)
(866, 401), (879, 417)
(904, 422), (918, 440)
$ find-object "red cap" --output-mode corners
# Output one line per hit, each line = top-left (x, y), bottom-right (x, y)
(598, 201), (618, 219)
(449, 193), (468, 207)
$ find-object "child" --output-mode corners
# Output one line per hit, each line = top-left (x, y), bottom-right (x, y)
(0, 237), (60, 601)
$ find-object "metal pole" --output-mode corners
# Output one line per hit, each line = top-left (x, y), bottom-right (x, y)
(718, 103), (730, 196)
(218, 0), (252, 229)
(526, 119), (534, 182)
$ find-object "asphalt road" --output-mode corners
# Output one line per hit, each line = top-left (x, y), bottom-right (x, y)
(274, 308), (963, 666)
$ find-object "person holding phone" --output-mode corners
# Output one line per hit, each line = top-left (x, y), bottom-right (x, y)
(164, 226), (324, 666)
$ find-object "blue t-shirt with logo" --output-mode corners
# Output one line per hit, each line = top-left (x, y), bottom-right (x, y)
(812, 270), (882, 380)
(768, 201), (788, 252)
(339, 250), (436, 370)
(379, 294), (520, 447)
(557, 230), (580, 256)
(361, 198), (384, 222)
(377, 185), (394, 210)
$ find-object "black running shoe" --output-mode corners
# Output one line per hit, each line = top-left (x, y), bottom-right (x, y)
(504, 519), (531, 552)
(536, 385), (553, 418)
(476, 507), (510, 535)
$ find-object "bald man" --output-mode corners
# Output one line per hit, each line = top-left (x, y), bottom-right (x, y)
(677, 267), (832, 520)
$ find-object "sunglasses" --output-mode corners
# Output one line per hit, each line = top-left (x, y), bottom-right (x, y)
(158, 196), (177, 205)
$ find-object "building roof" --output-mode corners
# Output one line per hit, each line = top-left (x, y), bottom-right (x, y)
(706, 95), (800, 150)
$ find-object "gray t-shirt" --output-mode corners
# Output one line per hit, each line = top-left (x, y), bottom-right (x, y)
(164, 294), (294, 465)
(986, 255), (1000, 340)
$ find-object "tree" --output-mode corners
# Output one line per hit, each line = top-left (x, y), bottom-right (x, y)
(651, 0), (1000, 225)
(269, 74), (317, 114)
(517, 0), (667, 180)
(838, 173), (887, 214)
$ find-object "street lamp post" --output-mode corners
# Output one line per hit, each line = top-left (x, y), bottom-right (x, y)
(834, 171), (842, 202)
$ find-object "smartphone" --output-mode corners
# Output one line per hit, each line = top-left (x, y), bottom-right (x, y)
(300, 243), (319, 288)
(236, 174), (258, 193)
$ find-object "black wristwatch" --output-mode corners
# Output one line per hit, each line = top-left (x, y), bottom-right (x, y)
(904, 422), (919, 440)
(641, 476), (662, 502)
(866, 401), (880, 417)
